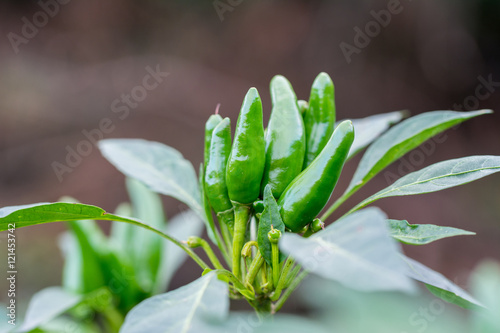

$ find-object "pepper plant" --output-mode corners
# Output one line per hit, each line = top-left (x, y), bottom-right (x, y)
(1, 72), (500, 332)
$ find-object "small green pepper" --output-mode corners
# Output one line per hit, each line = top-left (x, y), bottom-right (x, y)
(204, 107), (223, 170)
(278, 120), (354, 232)
(226, 88), (266, 205)
(303, 72), (336, 168)
(205, 117), (233, 227)
(226, 87), (266, 279)
(261, 75), (306, 199)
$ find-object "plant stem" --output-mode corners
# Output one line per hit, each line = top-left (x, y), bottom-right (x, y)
(198, 238), (224, 270)
(245, 251), (264, 287)
(270, 258), (294, 301)
(232, 204), (251, 280)
(320, 187), (358, 221)
(284, 265), (301, 288)
(220, 222), (233, 258)
(102, 304), (124, 333)
(273, 270), (308, 313)
(271, 242), (280, 287)
(212, 218), (232, 266)
(114, 218), (210, 270)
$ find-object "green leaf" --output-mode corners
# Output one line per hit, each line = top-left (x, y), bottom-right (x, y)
(0, 202), (186, 255)
(352, 155), (500, 212)
(280, 208), (416, 293)
(17, 287), (83, 332)
(60, 224), (106, 294)
(342, 110), (407, 160)
(120, 272), (228, 333)
(258, 185), (286, 265)
(300, 275), (469, 333)
(156, 210), (204, 293)
(401, 255), (482, 309)
(345, 110), (492, 195)
(388, 219), (475, 245)
(125, 178), (166, 292)
(0, 203), (140, 229)
(98, 139), (203, 218)
(203, 313), (331, 333)
(470, 260), (500, 332)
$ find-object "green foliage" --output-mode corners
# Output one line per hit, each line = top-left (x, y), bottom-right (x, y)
(388, 219), (475, 245)
(0, 73), (498, 332)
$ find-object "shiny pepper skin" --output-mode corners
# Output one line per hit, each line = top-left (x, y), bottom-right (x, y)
(205, 117), (232, 214)
(226, 88), (266, 205)
(204, 113), (223, 169)
(278, 120), (354, 232)
(261, 75), (306, 199)
(303, 72), (336, 168)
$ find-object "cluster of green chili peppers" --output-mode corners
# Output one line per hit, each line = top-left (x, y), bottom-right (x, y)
(198, 72), (354, 304)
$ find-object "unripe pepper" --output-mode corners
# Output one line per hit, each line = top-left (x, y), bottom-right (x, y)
(261, 75), (306, 199)
(303, 72), (336, 168)
(205, 118), (234, 228)
(278, 120), (354, 232)
(226, 87), (266, 279)
(226, 88), (266, 205)
(204, 108), (223, 169)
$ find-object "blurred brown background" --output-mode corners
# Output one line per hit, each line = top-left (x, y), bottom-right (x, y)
(0, 0), (499, 313)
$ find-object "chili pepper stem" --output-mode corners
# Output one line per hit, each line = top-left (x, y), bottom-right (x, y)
(270, 258), (295, 301)
(214, 227), (231, 265)
(220, 223), (233, 257)
(271, 241), (280, 286)
(245, 250), (265, 288)
(185, 237), (224, 270)
(232, 203), (251, 280)
(201, 240), (224, 270)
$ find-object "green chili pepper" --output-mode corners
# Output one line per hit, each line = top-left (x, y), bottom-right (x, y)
(278, 120), (354, 232)
(204, 110), (223, 170)
(205, 118), (233, 226)
(226, 87), (266, 280)
(226, 88), (266, 205)
(303, 72), (336, 168)
(261, 75), (306, 199)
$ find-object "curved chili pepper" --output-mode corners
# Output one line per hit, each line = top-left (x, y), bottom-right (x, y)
(303, 72), (336, 168)
(261, 75), (306, 199)
(278, 120), (354, 232)
(226, 87), (266, 279)
(205, 117), (234, 230)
